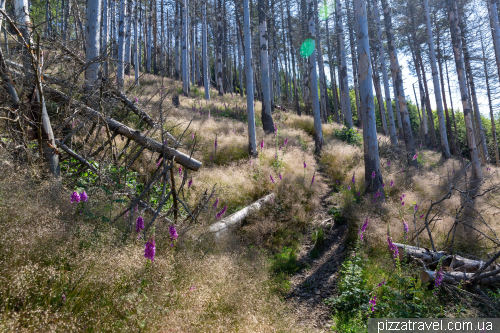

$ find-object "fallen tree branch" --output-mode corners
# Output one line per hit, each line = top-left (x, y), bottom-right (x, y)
(45, 87), (202, 170)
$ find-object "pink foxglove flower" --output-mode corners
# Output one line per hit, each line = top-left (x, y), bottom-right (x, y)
(387, 237), (399, 258)
(188, 178), (193, 187)
(136, 216), (144, 233)
(71, 191), (80, 203)
(144, 238), (156, 261)
(169, 224), (178, 240)
(270, 174), (275, 184)
(279, 173), (282, 180)
(80, 191), (88, 202)
(390, 180), (394, 187)
(371, 171), (376, 179)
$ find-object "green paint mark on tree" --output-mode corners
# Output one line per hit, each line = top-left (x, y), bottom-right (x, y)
(300, 38), (315, 58)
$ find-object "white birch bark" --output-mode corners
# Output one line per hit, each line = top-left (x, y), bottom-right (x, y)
(124, 0), (132, 76)
(134, 0), (139, 85)
(244, 0), (257, 156)
(216, 0), (224, 95)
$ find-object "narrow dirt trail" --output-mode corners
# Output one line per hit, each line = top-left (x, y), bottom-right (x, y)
(284, 165), (350, 332)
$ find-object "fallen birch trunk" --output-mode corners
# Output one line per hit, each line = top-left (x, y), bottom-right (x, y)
(45, 87), (201, 170)
(209, 193), (275, 238)
(420, 270), (500, 286)
(393, 243), (499, 272)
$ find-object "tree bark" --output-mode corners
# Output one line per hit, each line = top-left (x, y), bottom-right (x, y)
(287, 0), (301, 116)
(259, 0), (275, 132)
(244, 0), (257, 156)
(336, 0), (353, 127)
(326, 14), (340, 123)
(447, 0), (482, 183)
(371, 0), (397, 144)
(202, 1), (210, 99)
(380, 0), (416, 164)
(117, 0), (127, 89)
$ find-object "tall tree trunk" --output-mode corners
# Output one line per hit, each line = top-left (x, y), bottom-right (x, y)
(259, 0), (274, 132)
(326, 15), (340, 123)
(422, 0), (450, 158)
(355, 0), (383, 193)
(336, 0), (353, 127)
(146, 0), (152, 72)
(307, 0), (323, 152)
(117, 0), (127, 89)
(392, 81), (402, 133)
(102, 0), (109, 77)
(287, 0), (301, 115)
(445, 59), (460, 153)
(216, 0), (224, 95)
(371, 0), (397, 144)
(203, 0), (210, 99)
(244, 0), (257, 156)
(412, 83), (424, 138)
(461, 32), (489, 163)
(175, 2), (180, 79)
(371, 56), (387, 135)
(182, 0), (189, 95)
(481, 31), (499, 166)
(134, 0), (139, 85)
(347, 0), (361, 125)
(447, 0), (482, 182)
(435, 13), (456, 155)
(124, 0), (132, 76)
(380, 0), (416, 164)
(418, 55), (438, 147)
(314, 0), (329, 122)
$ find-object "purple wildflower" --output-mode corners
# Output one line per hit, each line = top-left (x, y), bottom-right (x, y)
(311, 172), (315, 185)
(352, 173), (355, 184)
(369, 295), (377, 312)
(487, 167), (491, 171)
(382, 184), (385, 188)
(279, 145), (282, 150)
(387, 237), (399, 258)
(420, 214), (424, 219)
(136, 216), (144, 233)
(279, 173), (282, 180)
(348, 185), (351, 190)
(414, 204), (418, 212)
(189, 286), (196, 291)
(387, 160), (391, 166)
(402, 201), (405, 206)
(434, 266), (444, 288)
(304, 161), (307, 168)
(188, 178), (193, 187)
(372, 171), (376, 179)
(402, 219), (409, 234)
(134, 97), (138, 103)
(62, 294), (66, 302)
(179, 166), (183, 177)
(390, 180), (394, 187)
(357, 192), (361, 196)
(377, 279), (386, 287)
(270, 174), (275, 184)
(157, 158), (163, 167)
(213, 198), (219, 209)
(144, 238), (156, 261)
(169, 224), (178, 240)
(71, 191), (80, 203)
(216, 205), (227, 219)
(215, 138), (217, 149)
(413, 153), (418, 160)
(80, 191), (88, 202)
(358, 229), (364, 242)
(284, 138), (288, 146)
(361, 217), (369, 232)
(261, 139), (264, 149)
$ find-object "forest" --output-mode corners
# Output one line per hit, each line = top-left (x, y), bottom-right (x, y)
(0, 0), (500, 330)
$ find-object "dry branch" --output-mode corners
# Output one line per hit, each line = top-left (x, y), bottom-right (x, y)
(44, 87), (202, 170)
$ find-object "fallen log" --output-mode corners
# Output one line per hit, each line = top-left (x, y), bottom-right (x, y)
(209, 193), (275, 238)
(392, 243), (499, 272)
(46, 87), (202, 171)
(420, 270), (500, 286)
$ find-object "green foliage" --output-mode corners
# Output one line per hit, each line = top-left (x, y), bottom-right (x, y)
(334, 127), (362, 147)
(269, 247), (302, 294)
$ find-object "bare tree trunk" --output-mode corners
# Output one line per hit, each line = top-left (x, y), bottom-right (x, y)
(307, 0), (323, 153)
(380, 0), (416, 164)
(355, 0), (383, 193)
(134, 0), (139, 85)
(116, 0), (127, 89)
(422, 0), (450, 157)
(447, 0), (482, 182)
(203, 1), (210, 99)
(244, 0), (257, 156)
(146, 0), (152, 72)
(259, 0), (274, 132)
(347, 0), (361, 125)
(175, 2), (180, 79)
(418, 55), (438, 147)
(445, 58), (460, 154)
(336, 0), (353, 127)
(326, 15), (340, 123)
(462, 34), (489, 164)
(287, 0), (301, 115)
(481, 32), (499, 166)
(435, 13), (455, 155)
(371, 0), (397, 144)
(124, 0), (132, 76)
(216, 0), (224, 95)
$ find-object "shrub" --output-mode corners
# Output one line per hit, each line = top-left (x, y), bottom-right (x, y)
(334, 127), (363, 147)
